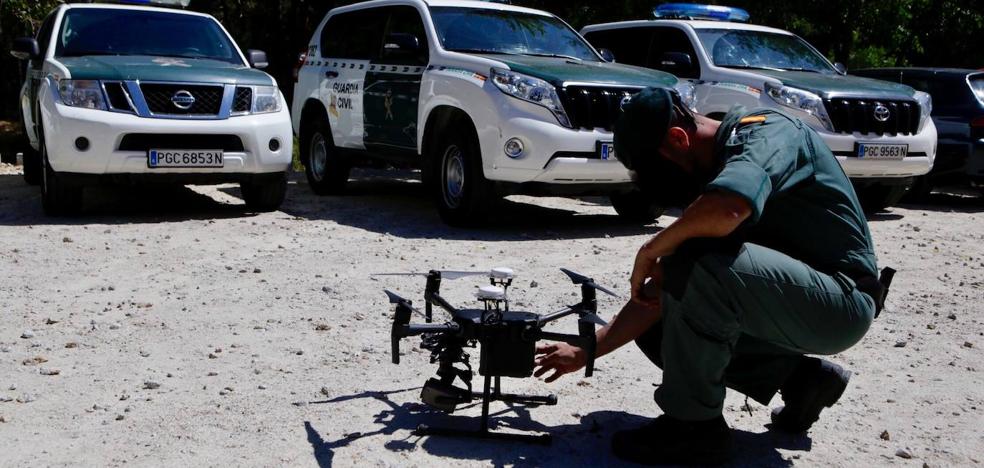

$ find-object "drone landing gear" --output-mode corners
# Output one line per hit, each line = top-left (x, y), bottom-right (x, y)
(415, 375), (557, 445)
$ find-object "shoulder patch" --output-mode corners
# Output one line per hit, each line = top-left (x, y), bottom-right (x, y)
(738, 116), (767, 125)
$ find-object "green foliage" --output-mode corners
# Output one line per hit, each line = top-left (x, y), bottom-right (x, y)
(1, 0), (983, 120)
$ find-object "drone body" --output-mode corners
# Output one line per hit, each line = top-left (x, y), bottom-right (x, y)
(379, 267), (616, 444)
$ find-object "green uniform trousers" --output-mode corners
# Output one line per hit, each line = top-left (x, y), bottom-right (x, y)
(636, 241), (875, 421)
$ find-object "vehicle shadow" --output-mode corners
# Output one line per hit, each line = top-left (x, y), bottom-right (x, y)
(0, 173), (259, 226)
(896, 187), (984, 214)
(302, 388), (807, 467)
(273, 169), (663, 241)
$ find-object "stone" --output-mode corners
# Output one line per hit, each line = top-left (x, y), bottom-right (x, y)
(880, 430), (890, 441)
(39, 367), (61, 376)
(20, 330), (35, 339)
(896, 448), (913, 459)
(143, 381), (161, 390)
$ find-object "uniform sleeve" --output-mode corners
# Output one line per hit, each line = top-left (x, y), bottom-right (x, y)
(706, 120), (803, 223)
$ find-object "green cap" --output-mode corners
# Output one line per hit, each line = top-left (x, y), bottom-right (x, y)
(613, 87), (674, 172)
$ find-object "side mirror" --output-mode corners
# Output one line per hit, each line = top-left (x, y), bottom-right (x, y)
(383, 33), (420, 55)
(247, 49), (268, 69)
(658, 52), (693, 72)
(834, 62), (847, 74)
(598, 48), (616, 63)
(10, 37), (40, 61)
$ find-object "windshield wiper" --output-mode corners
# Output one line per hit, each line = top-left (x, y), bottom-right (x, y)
(782, 68), (825, 74)
(722, 65), (787, 72)
(521, 52), (584, 61)
(445, 48), (519, 55)
(60, 50), (130, 57)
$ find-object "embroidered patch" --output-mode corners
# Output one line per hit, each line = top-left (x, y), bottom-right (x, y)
(739, 116), (767, 125)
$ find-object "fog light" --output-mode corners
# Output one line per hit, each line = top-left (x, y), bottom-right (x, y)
(75, 137), (90, 151)
(504, 138), (524, 158)
(269, 138), (281, 152)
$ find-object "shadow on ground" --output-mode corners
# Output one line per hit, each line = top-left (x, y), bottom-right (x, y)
(273, 169), (663, 241)
(302, 388), (809, 467)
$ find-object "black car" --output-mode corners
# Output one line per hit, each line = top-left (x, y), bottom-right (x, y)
(852, 67), (984, 195)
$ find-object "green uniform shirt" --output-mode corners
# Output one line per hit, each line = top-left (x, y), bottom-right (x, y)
(705, 107), (878, 278)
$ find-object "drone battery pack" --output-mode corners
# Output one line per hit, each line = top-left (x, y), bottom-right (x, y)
(478, 321), (536, 378)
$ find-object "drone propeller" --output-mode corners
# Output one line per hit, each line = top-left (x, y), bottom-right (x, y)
(559, 268), (621, 298)
(372, 268), (516, 281)
(384, 290), (428, 320)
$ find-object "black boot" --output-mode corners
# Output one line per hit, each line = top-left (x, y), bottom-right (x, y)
(611, 414), (733, 466)
(771, 357), (851, 433)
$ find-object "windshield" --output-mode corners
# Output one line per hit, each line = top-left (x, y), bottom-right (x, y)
(696, 29), (835, 74)
(429, 7), (600, 61)
(55, 8), (242, 64)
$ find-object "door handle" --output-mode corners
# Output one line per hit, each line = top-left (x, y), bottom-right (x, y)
(325, 70), (339, 79)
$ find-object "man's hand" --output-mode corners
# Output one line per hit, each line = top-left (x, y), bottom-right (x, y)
(534, 343), (587, 383)
(630, 246), (663, 308)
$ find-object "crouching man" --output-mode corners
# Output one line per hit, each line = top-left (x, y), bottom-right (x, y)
(534, 88), (883, 465)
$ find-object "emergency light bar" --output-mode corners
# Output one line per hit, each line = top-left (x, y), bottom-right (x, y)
(83, 0), (191, 7)
(653, 3), (750, 22)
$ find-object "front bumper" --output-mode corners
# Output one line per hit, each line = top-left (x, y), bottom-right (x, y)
(819, 120), (937, 179)
(41, 99), (292, 177)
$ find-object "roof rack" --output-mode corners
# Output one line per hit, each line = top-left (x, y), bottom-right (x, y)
(653, 3), (750, 22)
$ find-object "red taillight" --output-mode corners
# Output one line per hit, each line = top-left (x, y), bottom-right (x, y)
(292, 52), (307, 82)
(972, 116), (984, 128)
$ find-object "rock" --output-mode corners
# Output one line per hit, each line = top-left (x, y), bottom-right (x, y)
(896, 448), (913, 459)
(62, 237), (73, 243)
(143, 381), (161, 390)
(119, 394), (130, 401)
(208, 353), (218, 359)
(0, 415), (6, 423)
(65, 342), (78, 349)
(530, 281), (539, 288)
(139, 351), (150, 358)
(315, 324), (331, 331)
(207, 372), (218, 376)
(0, 346), (11, 353)
(39, 367), (61, 376)
(320, 387), (331, 397)
(115, 415), (125, 421)
(894, 341), (907, 348)
(20, 330), (35, 339)
(45, 318), (59, 325)
(16, 394), (35, 403)
(880, 430), (890, 441)
(0, 396), (12, 402)
(258, 385), (267, 390)
(253, 268), (262, 274)
(109, 323), (121, 330)
(948, 313), (957, 320)
(964, 341), (974, 349)
(219, 387), (232, 396)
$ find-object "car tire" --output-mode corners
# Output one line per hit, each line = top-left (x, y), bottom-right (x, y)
(429, 122), (496, 226)
(610, 192), (666, 224)
(241, 172), (287, 212)
(901, 176), (932, 202)
(857, 183), (909, 215)
(40, 130), (82, 216)
(22, 145), (41, 186)
(302, 119), (348, 195)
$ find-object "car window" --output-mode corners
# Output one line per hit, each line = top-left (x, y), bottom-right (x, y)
(695, 28), (836, 74)
(54, 8), (241, 64)
(970, 75), (984, 105)
(380, 5), (429, 65)
(36, 12), (57, 58)
(320, 8), (387, 60)
(649, 27), (701, 79)
(582, 28), (653, 66)
(430, 7), (599, 61)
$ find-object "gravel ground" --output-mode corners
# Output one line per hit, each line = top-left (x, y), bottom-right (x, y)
(0, 165), (981, 467)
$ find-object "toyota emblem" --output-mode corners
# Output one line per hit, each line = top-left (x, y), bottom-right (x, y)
(171, 90), (196, 110)
(873, 104), (890, 122)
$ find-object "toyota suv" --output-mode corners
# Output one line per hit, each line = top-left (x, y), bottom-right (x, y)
(582, 4), (938, 212)
(10, 1), (293, 215)
(292, 0), (690, 225)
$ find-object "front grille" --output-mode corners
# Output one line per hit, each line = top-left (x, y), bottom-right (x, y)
(104, 82), (134, 112)
(557, 86), (641, 131)
(232, 87), (252, 113)
(119, 134), (245, 152)
(823, 98), (920, 136)
(140, 84), (224, 115)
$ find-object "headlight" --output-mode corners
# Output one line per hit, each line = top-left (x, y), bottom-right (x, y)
(765, 83), (833, 131)
(673, 80), (697, 112)
(913, 90), (932, 131)
(57, 80), (106, 110)
(251, 86), (282, 114)
(491, 68), (571, 128)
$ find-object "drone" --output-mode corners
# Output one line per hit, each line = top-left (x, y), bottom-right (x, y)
(374, 267), (618, 444)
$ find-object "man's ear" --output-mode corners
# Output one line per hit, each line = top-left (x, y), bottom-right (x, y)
(665, 127), (690, 152)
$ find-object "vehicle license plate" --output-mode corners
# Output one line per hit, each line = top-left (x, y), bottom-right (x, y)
(856, 143), (908, 160)
(148, 150), (224, 168)
(599, 141), (617, 161)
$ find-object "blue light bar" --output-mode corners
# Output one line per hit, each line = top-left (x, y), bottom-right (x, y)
(653, 3), (750, 22)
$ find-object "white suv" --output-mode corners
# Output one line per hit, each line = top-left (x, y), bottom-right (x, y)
(582, 4), (938, 212)
(10, 1), (293, 215)
(292, 0), (690, 225)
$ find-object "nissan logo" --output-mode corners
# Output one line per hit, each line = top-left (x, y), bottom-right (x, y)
(171, 90), (196, 110)
(873, 104), (890, 122)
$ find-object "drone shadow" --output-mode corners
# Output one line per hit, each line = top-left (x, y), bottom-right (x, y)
(303, 387), (809, 467)
(273, 169), (667, 241)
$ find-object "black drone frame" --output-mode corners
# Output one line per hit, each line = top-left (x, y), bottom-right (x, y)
(386, 268), (615, 445)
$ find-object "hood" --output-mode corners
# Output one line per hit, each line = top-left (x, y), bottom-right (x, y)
(482, 54), (678, 89)
(57, 55), (275, 86)
(756, 70), (915, 99)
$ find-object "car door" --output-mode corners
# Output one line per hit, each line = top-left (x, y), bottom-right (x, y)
(363, 5), (429, 158)
(319, 8), (386, 149)
(581, 27), (655, 67)
(24, 11), (57, 146)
